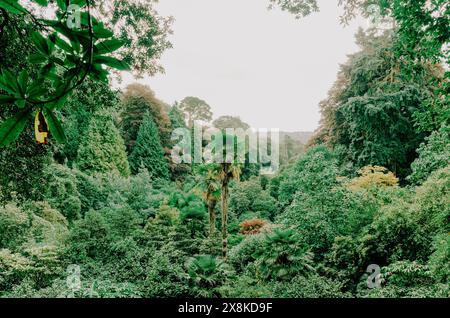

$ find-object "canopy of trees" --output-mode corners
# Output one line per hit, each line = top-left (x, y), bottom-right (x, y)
(179, 96), (213, 127)
(120, 83), (171, 151)
(213, 116), (250, 130)
(0, 0), (448, 299)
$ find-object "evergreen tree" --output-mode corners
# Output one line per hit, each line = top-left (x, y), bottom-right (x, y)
(62, 80), (120, 167)
(129, 112), (169, 178)
(76, 113), (130, 177)
(167, 103), (191, 181)
(120, 84), (171, 152)
(311, 31), (444, 180)
(169, 103), (187, 130)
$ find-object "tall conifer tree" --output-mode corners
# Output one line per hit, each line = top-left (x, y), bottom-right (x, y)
(77, 114), (130, 177)
(129, 112), (169, 179)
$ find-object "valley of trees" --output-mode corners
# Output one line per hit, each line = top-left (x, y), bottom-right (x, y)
(0, 0), (448, 298)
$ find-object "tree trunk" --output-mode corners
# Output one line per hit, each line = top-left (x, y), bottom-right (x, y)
(221, 164), (230, 260)
(221, 182), (229, 259)
(208, 199), (216, 236)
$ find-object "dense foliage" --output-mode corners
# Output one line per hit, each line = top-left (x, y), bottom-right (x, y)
(0, 0), (448, 299)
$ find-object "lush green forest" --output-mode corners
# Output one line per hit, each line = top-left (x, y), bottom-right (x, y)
(0, 0), (448, 298)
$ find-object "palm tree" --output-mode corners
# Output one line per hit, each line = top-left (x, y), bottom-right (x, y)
(200, 131), (243, 259)
(196, 164), (221, 237)
(253, 229), (315, 281)
(187, 254), (231, 297)
(218, 162), (241, 260)
(180, 200), (207, 238)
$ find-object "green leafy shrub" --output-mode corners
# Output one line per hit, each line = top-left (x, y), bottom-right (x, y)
(358, 261), (449, 298)
(65, 210), (111, 264)
(21, 244), (63, 290)
(218, 274), (271, 298)
(413, 166), (450, 235)
(277, 146), (339, 207)
(325, 236), (362, 290)
(179, 201), (207, 239)
(101, 206), (141, 240)
(0, 203), (29, 249)
(253, 229), (315, 281)
(228, 233), (267, 273)
(144, 205), (180, 250)
(279, 185), (376, 258)
(381, 261), (434, 288)
(358, 282), (449, 298)
(141, 245), (190, 298)
(270, 274), (351, 298)
(428, 234), (450, 284)
(77, 280), (142, 298)
(44, 164), (81, 222)
(62, 81), (120, 166)
(408, 125), (450, 185)
(0, 249), (33, 293)
(229, 177), (278, 220)
(24, 201), (68, 246)
(126, 169), (158, 222)
(187, 255), (233, 297)
(359, 205), (429, 266)
(73, 169), (106, 214)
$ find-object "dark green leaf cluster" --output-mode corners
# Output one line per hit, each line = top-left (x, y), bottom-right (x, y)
(0, 0), (129, 146)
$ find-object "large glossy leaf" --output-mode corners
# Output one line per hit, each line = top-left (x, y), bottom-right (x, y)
(31, 32), (50, 56)
(46, 86), (70, 110)
(33, 0), (48, 6)
(95, 39), (125, 54)
(27, 83), (47, 99)
(55, 0), (66, 10)
(43, 108), (67, 143)
(47, 98), (67, 111)
(18, 70), (28, 96)
(92, 24), (114, 38)
(0, 108), (31, 146)
(0, 95), (16, 103)
(15, 99), (26, 108)
(53, 36), (73, 53)
(0, 0), (27, 15)
(70, 0), (86, 8)
(29, 53), (48, 64)
(0, 73), (16, 95)
(1, 70), (19, 95)
(94, 56), (130, 70)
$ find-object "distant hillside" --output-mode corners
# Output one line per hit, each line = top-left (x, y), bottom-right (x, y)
(280, 131), (314, 145)
(277, 131), (314, 166)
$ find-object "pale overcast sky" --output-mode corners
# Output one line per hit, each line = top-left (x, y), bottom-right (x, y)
(121, 0), (367, 132)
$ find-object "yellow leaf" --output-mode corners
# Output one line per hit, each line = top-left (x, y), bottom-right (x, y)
(35, 111), (49, 145)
